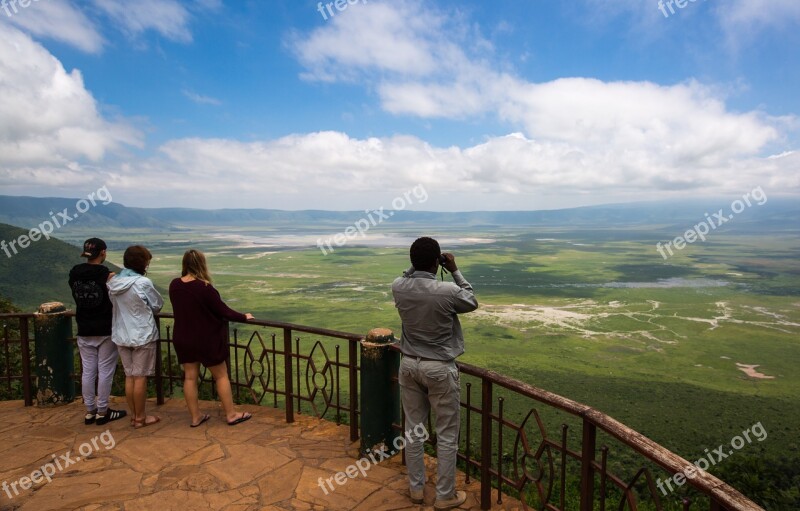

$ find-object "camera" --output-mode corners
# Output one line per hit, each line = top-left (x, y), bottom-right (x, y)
(437, 253), (450, 278)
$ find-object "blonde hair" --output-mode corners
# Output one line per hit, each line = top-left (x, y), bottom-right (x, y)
(181, 249), (212, 284)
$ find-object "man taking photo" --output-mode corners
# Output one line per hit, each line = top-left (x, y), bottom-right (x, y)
(392, 236), (478, 510)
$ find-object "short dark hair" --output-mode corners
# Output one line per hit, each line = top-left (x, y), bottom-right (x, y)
(123, 245), (152, 275)
(410, 237), (440, 271)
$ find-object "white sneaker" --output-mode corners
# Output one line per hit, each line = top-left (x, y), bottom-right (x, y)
(434, 490), (466, 510)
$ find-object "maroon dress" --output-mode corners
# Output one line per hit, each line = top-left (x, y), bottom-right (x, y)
(168, 279), (247, 367)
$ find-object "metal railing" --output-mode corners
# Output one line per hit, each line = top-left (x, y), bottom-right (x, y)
(0, 313), (33, 406)
(0, 312), (764, 511)
(154, 313), (362, 443)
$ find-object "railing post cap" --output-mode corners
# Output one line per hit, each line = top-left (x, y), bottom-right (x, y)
(365, 328), (395, 345)
(38, 302), (67, 315)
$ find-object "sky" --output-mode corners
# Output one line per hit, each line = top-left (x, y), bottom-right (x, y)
(0, 0), (798, 211)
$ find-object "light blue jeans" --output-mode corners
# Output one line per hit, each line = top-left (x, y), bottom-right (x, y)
(77, 335), (119, 413)
(399, 356), (461, 500)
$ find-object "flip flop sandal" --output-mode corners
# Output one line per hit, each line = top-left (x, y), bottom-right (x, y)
(133, 416), (161, 429)
(227, 413), (252, 426)
(190, 414), (211, 428)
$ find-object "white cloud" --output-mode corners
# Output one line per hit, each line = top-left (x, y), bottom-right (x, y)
(582, 0), (800, 44)
(0, 25), (142, 183)
(182, 90), (222, 106)
(500, 78), (779, 157)
(0, 0), (104, 53)
(0, 0), (202, 53)
(41, 127), (790, 210)
(282, 0), (797, 204)
(91, 0), (193, 43)
(717, 0), (800, 44)
(5, 123), (796, 209)
(1, 0), (796, 211)
(291, 0), (488, 83)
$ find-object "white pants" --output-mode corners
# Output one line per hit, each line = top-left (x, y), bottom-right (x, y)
(77, 335), (119, 413)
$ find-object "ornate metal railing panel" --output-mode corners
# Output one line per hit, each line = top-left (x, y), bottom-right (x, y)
(152, 313), (362, 441)
(450, 363), (763, 511)
(0, 314), (33, 405)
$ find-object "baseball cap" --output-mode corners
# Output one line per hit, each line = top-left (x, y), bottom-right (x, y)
(81, 238), (107, 258)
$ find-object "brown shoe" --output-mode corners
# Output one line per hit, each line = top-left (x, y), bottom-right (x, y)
(434, 490), (466, 510)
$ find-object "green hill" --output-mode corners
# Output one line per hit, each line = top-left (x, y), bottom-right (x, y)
(0, 223), (120, 311)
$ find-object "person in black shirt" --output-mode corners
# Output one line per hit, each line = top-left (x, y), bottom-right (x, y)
(69, 238), (127, 426)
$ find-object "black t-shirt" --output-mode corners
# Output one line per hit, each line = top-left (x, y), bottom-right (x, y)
(69, 263), (113, 336)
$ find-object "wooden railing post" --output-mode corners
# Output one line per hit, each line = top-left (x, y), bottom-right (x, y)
(580, 418), (597, 511)
(20, 317), (32, 407)
(283, 328), (294, 423)
(480, 378), (493, 510)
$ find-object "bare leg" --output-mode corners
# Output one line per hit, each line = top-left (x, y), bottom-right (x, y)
(208, 362), (247, 422)
(133, 376), (159, 425)
(125, 376), (136, 420)
(182, 363), (202, 424)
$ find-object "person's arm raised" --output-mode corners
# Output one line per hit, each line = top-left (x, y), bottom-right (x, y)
(444, 254), (478, 313)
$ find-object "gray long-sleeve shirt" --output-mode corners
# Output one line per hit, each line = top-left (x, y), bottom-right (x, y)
(391, 268), (478, 361)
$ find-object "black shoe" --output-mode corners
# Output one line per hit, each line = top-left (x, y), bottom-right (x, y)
(96, 409), (127, 426)
(84, 411), (97, 425)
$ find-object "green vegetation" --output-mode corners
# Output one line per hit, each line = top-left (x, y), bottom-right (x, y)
(1, 216), (798, 509)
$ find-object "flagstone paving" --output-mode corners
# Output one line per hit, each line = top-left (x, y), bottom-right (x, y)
(0, 399), (524, 510)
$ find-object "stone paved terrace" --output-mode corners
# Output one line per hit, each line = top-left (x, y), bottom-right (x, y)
(0, 398), (525, 511)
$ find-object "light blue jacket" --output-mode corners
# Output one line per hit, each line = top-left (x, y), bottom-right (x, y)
(108, 268), (164, 347)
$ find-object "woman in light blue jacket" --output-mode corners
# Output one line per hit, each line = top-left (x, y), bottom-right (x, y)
(108, 245), (164, 428)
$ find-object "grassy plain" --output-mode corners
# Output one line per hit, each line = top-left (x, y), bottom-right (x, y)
(56, 222), (800, 506)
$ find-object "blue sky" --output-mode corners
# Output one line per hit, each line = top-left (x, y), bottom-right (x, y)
(0, 0), (798, 211)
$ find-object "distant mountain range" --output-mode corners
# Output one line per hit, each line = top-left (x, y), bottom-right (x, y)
(1, 194), (797, 232)
(0, 195), (169, 230)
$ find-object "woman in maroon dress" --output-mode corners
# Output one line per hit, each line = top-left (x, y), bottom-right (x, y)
(169, 249), (254, 426)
